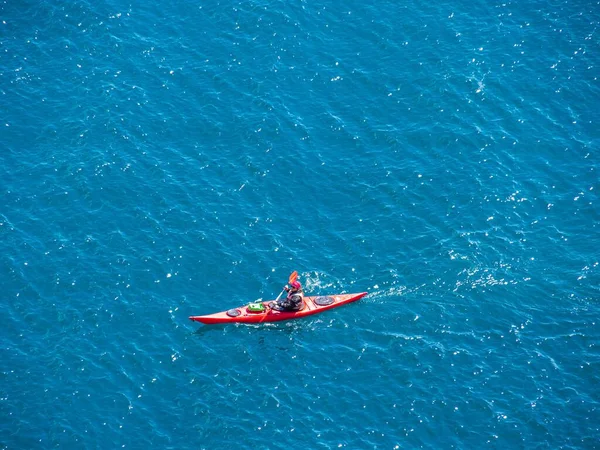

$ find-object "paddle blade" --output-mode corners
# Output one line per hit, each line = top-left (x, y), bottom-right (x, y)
(289, 271), (298, 284)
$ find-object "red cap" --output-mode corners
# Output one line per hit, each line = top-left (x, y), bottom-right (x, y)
(290, 280), (301, 290)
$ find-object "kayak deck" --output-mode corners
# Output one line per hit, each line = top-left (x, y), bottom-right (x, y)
(189, 292), (367, 325)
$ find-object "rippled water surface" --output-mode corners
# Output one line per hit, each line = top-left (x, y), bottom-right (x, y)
(2, 0), (599, 448)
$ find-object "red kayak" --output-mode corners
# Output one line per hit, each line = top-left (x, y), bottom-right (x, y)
(189, 292), (367, 325)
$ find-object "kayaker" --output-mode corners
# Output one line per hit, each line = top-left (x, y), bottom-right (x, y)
(272, 280), (304, 311)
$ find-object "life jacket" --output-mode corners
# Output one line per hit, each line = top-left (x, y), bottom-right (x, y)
(287, 289), (303, 301)
(287, 291), (304, 309)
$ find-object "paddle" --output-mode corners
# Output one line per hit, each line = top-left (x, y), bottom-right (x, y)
(274, 271), (298, 302)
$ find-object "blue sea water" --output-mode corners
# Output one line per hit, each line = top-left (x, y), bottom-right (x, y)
(1, 0), (599, 448)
